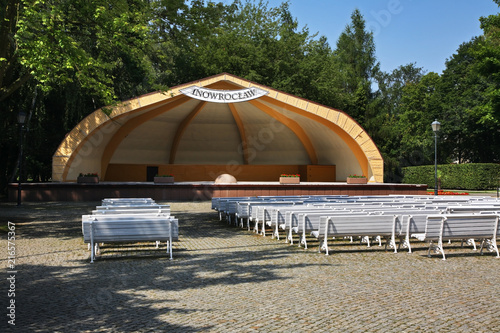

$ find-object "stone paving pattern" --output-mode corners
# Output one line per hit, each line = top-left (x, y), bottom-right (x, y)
(1, 201), (500, 332)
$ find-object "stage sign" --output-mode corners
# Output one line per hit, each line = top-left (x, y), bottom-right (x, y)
(180, 86), (269, 103)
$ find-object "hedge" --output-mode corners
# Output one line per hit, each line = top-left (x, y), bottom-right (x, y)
(402, 163), (500, 190)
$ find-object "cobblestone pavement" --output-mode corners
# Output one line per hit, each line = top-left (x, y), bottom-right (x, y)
(1, 201), (500, 332)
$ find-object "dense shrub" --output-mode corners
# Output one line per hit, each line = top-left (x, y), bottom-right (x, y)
(402, 163), (500, 190)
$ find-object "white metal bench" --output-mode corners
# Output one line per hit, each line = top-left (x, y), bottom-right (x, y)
(424, 214), (499, 260)
(96, 204), (170, 209)
(92, 207), (171, 215)
(102, 198), (156, 205)
(312, 214), (400, 255)
(265, 206), (332, 240)
(82, 215), (179, 263)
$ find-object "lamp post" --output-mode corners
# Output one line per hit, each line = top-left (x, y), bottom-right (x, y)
(17, 111), (27, 206)
(431, 119), (441, 196)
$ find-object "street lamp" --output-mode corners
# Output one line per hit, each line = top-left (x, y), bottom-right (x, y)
(431, 119), (441, 196)
(17, 111), (27, 206)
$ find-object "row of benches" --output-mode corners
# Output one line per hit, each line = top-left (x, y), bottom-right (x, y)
(81, 198), (178, 263)
(213, 195), (500, 260)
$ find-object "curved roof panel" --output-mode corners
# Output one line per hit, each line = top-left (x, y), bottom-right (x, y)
(52, 73), (383, 182)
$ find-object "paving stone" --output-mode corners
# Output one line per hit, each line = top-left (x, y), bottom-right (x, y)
(0, 201), (499, 332)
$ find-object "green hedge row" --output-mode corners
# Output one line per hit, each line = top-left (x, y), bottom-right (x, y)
(402, 163), (500, 190)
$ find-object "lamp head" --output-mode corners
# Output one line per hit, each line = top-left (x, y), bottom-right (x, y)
(17, 111), (27, 125)
(431, 119), (441, 133)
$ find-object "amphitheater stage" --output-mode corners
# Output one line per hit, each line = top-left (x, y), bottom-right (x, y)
(8, 181), (428, 202)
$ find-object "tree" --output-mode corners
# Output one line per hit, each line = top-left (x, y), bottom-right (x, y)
(332, 9), (380, 124)
(371, 63), (426, 181)
(439, 37), (500, 163)
(475, 0), (500, 128)
(0, 0), (166, 192)
(396, 72), (443, 166)
(1, 0), (157, 106)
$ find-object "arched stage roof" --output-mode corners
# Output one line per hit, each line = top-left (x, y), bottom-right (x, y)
(52, 73), (383, 183)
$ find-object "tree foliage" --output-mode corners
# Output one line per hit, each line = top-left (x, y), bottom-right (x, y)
(1, 0), (500, 194)
(1, 0), (159, 105)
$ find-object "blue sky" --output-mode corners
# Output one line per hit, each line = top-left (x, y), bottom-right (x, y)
(222, 0), (500, 74)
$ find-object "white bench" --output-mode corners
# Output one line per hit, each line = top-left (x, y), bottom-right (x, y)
(424, 214), (499, 260)
(96, 204), (170, 210)
(265, 206), (332, 240)
(92, 207), (171, 215)
(295, 211), (383, 249)
(102, 198), (156, 205)
(446, 205), (500, 214)
(312, 214), (400, 255)
(389, 210), (443, 253)
(249, 202), (303, 234)
(82, 215), (179, 263)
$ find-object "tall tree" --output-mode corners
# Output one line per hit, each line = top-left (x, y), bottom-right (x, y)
(332, 9), (380, 124)
(474, 0), (500, 128)
(371, 63), (426, 181)
(1, 0), (157, 106)
(439, 37), (500, 163)
(396, 72), (443, 166)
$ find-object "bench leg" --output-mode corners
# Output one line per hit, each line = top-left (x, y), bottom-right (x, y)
(480, 238), (499, 258)
(89, 221), (95, 263)
(493, 238), (500, 258)
(322, 237), (329, 255)
(300, 232), (307, 249)
(403, 234), (412, 253)
(438, 238), (446, 260)
(253, 219), (259, 233)
(428, 240), (446, 260)
(386, 236), (397, 253)
(90, 245), (94, 263)
(461, 238), (476, 251)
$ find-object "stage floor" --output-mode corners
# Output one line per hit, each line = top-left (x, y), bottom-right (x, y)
(8, 181), (428, 202)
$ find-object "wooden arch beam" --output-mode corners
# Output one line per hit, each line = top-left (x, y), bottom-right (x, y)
(249, 99), (318, 165)
(169, 101), (207, 164)
(228, 103), (249, 165)
(260, 95), (371, 178)
(98, 96), (191, 180)
(209, 78), (374, 179)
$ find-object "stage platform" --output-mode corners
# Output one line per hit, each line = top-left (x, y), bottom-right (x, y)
(8, 181), (428, 202)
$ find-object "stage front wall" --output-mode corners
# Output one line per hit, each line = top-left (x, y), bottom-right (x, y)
(104, 164), (336, 182)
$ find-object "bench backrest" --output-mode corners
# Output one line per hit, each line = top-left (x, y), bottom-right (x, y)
(446, 205), (500, 214)
(270, 206), (332, 226)
(297, 211), (379, 233)
(92, 208), (170, 215)
(82, 215), (179, 242)
(96, 204), (170, 210)
(102, 198), (155, 205)
(402, 213), (435, 236)
(251, 202), (302, 221)
(424, 214), (499, 240)
(317, 214), (398, 238)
